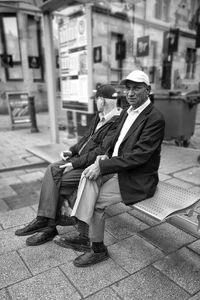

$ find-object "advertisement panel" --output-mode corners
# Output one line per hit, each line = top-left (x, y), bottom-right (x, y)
(59, 12), (88, 111)
(6, 92), (30, 129)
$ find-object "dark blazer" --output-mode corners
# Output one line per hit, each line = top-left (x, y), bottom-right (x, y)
(99, 103), (165, 205)
(69, 110), (122, 169)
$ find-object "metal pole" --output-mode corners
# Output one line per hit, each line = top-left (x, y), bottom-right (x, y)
(28, 96), (39, 133)
(43, 12), (59, 143)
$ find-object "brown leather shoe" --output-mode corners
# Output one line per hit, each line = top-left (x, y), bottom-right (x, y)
(15, 218), (49, 236)
(26, 227), (58, 246)
(73, 248), (109, 267)
(54, 234), (90, 252)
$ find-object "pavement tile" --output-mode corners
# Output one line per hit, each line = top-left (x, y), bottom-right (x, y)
(0, 169), (26, 178)
(160, 146), (199, 175)
(31, 203), (38, 212)
(60, 258), (128, 298)
(18, 171), (44, 182)
(8, 267), (81, 300)
(18, 241), (77, 275)
(4, 195), (39, 210)
(105, 202), (131, 217)
(0, 227), (27, 255)
(109, 235), (164, 274)
(0, 177), (22, 186)
(188, 239), (200, 255)
(159, 172), (172, 181)
(0, 185), (17, 198)
(104, 230), (119, 246)
(189, 291), (200, 299)
(0, 251), (31, 289)
(0, 199), (10, 212)
(86, 287), (121, 299)
(2, 159), (30, 169)
(0, 206), (36, 229)
(24, 156), (45, 164)
(165, 178), (194, 189)
(111, 265), (189, 300)
(153, 247), (200, 295)
(128, 209), (161, 226)
(173, 167), (200, 185)
(0, 289), (10, 300)
(10, 180), (41, 194)
(139, 222), (196, 253)
(189, 186), (200, 193)
(105, 212), (148, 240)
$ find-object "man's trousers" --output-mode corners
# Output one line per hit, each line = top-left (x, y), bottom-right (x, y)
(37, 160), (83, 219)
(71, 174), (122, 242)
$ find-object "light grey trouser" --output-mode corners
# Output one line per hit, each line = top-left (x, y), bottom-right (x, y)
(71, 174), (122, 242)
(37, 159), (83, 219)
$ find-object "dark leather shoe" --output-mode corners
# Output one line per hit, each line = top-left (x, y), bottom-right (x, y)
(15, 218), (49, 236)
(26, 227), (58, 246)
(56, 216), (76, 226)
(54, 234), (90, 252)
(73, 248), (109, 267)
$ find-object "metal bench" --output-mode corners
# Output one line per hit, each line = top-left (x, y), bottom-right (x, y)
(133, 181), (200, 231)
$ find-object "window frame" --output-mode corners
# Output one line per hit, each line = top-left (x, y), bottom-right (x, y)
(0, 13), (23, 81)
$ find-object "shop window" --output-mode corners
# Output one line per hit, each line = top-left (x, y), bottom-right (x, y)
(0, 14), (23, 80)
(155, 0), (170, 22)
(27, 15), (43, 81)
(185, 48), (196, 79)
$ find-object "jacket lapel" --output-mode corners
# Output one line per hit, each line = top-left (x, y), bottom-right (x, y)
(120, 103), (153, 143)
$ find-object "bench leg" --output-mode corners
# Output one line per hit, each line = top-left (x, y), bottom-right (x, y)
(184, 200), (200, 218)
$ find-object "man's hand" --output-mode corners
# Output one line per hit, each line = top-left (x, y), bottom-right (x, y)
(60, 150), (72, 161)
(83, 162), (101, 180)
(95, 154), (109, 164)
(59, 162), (73, 174)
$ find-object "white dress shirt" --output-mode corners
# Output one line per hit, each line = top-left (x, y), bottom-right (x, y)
(112, 98), (151, 157)
(95, 107), (122, 132)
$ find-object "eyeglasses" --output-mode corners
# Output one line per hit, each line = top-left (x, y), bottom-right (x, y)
(95, 96), (104, 102)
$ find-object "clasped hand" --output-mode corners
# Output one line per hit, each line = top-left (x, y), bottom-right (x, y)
(59, 162), (73, 174)
(60, 150), (72, 161)
(83, 154), (109, 180)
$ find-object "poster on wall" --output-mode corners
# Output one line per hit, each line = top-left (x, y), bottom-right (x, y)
(137, 35), (149, 57)
(6, 92), (31, 129)
(59, 12), (89, 111)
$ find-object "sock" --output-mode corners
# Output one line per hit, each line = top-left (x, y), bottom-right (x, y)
(92, 241), (106, 253)
(37, 216), (55, 227)
(37, 216), (49, 222)
(77, 220), (89, 239)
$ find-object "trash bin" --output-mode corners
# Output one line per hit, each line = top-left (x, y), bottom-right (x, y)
(153, 90), (200, 147)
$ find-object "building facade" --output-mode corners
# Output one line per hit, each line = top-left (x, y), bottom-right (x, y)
(0, 0), (200, 133)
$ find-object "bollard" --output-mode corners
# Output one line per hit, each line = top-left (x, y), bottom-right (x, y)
(28, 96), (39, 133)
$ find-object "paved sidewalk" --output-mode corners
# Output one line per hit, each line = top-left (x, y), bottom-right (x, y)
(0, 111), (200, 299)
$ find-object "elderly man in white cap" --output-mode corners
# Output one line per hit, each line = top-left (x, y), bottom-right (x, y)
(55, 70), (165, 267)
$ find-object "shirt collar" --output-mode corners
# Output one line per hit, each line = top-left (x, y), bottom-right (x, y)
(99, 107), (122, 122)
(127, 98), (151, 115)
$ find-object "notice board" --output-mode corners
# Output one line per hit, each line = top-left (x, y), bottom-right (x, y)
(6, 92), (31, 129)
